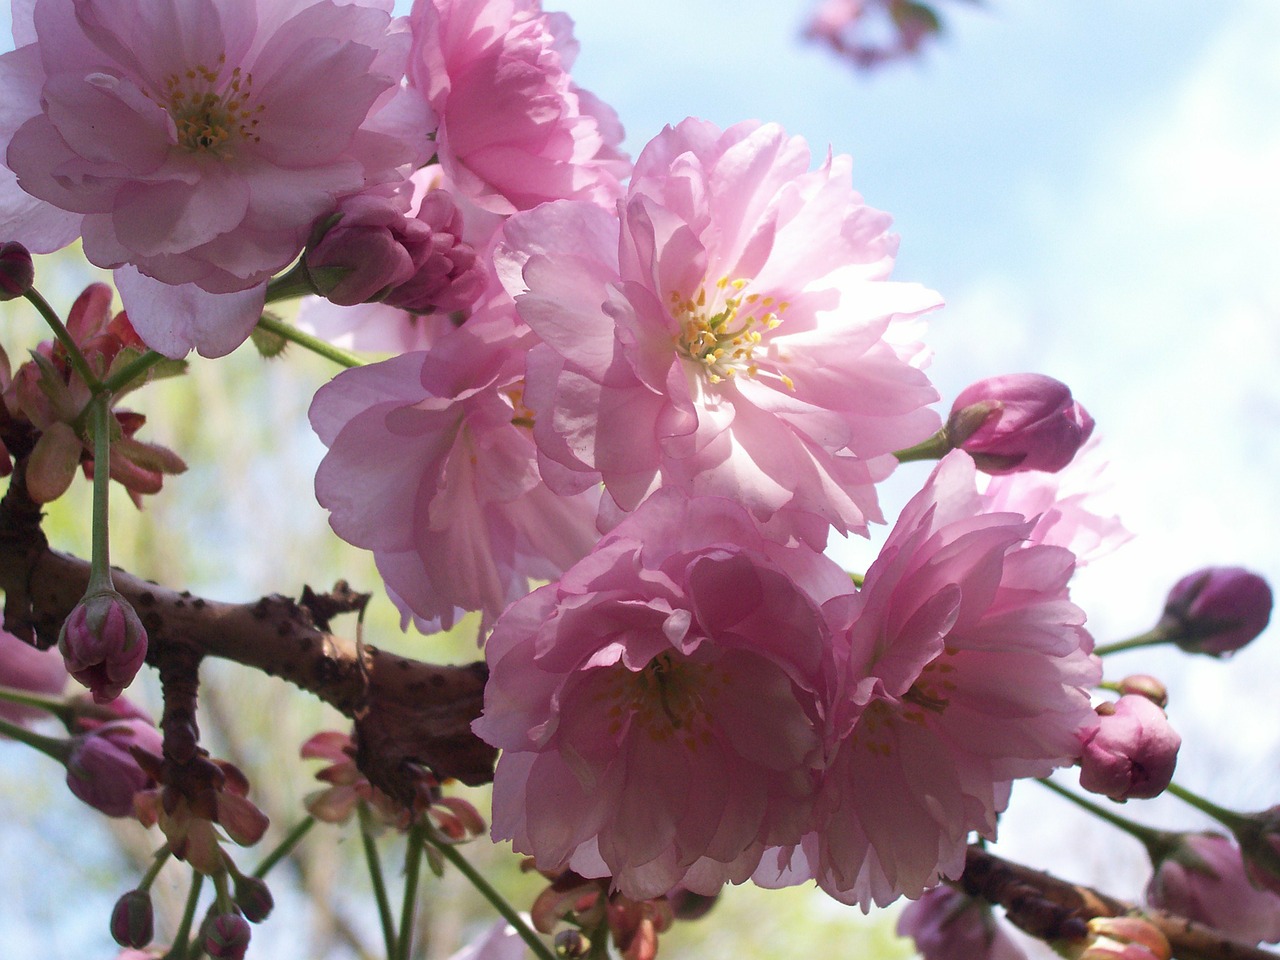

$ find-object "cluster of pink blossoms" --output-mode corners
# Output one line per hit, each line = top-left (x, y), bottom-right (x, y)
(2, 0), (1125, 920)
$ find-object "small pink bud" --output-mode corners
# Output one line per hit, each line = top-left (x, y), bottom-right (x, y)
(58, 588), (148, 703)
(204, 912), (252, 960)
(0, 241), (34, 300)
(1116, 675), (1168, 709)
(1076, 917), (1171, 960)
(1158, 567), (1272, 657)
(110, 888), (154, 948)
(233, 875), (275, 923)
(947, 374), (1094, 474)
(1078, 695), (1180, 801)
(897, 885), (1027, 960)
(65, 718), (162, 817)
(1147, 832), (1280, 946)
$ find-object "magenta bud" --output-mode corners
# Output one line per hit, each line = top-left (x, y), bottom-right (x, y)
(947, 373), (1094, 474)
(1158, 566), (1272, 657)
(0, 241), (34, 301)
(65, 718), (162, 817)
(233, 875), (275, 923)
(110, 888), (154, 948)
(897, 885), (1021, 960)
(1147, 832), (1280, 946)
(204, 912), (252, 960)
(58, 588), (148, 704)
(1116, 674), (1168, 709)
(1078, 695), (1180, 801)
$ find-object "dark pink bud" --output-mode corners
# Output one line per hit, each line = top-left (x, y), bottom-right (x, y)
(1078, 695), (1180, 801)
(65, 718), (162, 817)
(57, 588), (148, 703)
(1158, 566), (1272, 657)
(233, 875), (275, 923)
(947, 374), (1094, 474)
(0, 241), (34, 301)
(1147, 832), (1280, 946)
(204, 912), (252, 960)
(897, 884), (1028, 960)
(110, 888), (154, 948)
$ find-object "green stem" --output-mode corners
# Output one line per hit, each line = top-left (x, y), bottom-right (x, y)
(0, 714), (72, 762)
(0, 685), (75, 725)
(424, 832), (557, 960)
(1165, 782), (1249, 831)
(252, 816), (316, 879)
(893, 428), (952, 464)
(358, 802), (398, 960)
(1093, 628), (1172, 657)
(396, 820), (427, 960)
(263, 259), (317, 305)
(100, 350), (167, 395)
(165, 871), (205, 960)
(254, 313), (363, 369)
(138, 844), (172, 892)
(1037, 778), (1178, 862)
(23, 287), (101, 390)
(87, 395), (115, 593)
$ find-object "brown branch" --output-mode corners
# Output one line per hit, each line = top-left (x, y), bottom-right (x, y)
(0, 477), (496, 797)
(961, 846), (1280, 960)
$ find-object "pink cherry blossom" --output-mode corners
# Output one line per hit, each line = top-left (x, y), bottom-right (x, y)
(408, 0), (629, 215)
(310, 311), (600, 633)
(1147, 833), (1280, 945)
(1, 0), (433, 357)
(497, 119), (941, 544)
(760, 450), (1099, 907)
(473, 488), (855, 900)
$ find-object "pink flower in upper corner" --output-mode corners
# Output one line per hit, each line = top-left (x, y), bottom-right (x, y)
(497, 119), (941, 546)
(947, 374), (1094, 475)
(758, 450), (1100, 908)
(0, 627), (67, 728)
(1077, 694), (1180, 802)
(474, 488), (857, 901)
(1147, 833), (1280, 946)
(311, 311), (600, 633)
(0, 0), (432, 358)
(408, 0), (629, 215)
(981, 437), (1131, 566)
(897, 885), (1029, 960)
(805, 0), (946, 71)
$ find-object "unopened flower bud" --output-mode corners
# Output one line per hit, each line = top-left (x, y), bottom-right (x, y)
(1147, 832), (1280, 946)
(898, 885), (1027, 960)
(1074, 917), (1171, 960)
(1078, 696), (1180, 801)
(0, 241), (34, 300)
(58, 588), (148, 703)
(204, 912), (252, 960)
(1233, 806), (1280, 898)
(65, 718), (162, 817)
(1158, 567), (1272, 657)
(110, 888), (154, 948)
(1116, 675), (1168, 709)
(947, 374), (1094, 474)
(233, 875), (275, 923)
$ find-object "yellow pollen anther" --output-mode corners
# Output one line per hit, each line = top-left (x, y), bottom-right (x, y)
(152, 55), (263, 157)
(671, 276), (795, 388)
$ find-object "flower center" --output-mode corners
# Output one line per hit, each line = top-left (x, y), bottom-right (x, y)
(599, 652), (718, 750)
(504, 383), (535, 429)
(670, 277), (793, 388)
(154, 54), (264, 157)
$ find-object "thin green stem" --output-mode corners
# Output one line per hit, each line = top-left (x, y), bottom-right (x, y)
(87, 395), (115, 592)
(252, 816), (316, 879)
(894, 428), (952, 464)
(1165, 781), (1249, 831)
(254, 313), (363, 369)
(0, 685), (75, 725)
(0, 714), (72, 762)
(396, 820), (427, 960)
(100, 350), (167, 395)
(23, 287), (101, 390)
(424, 832), (557, 960)
(1037, 778), (1177, 861)
(1093, 628), (1171, 657)
(358, 802), (398, 960)
(165, 871), (205, 960)
(138, 844), (172, 892)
